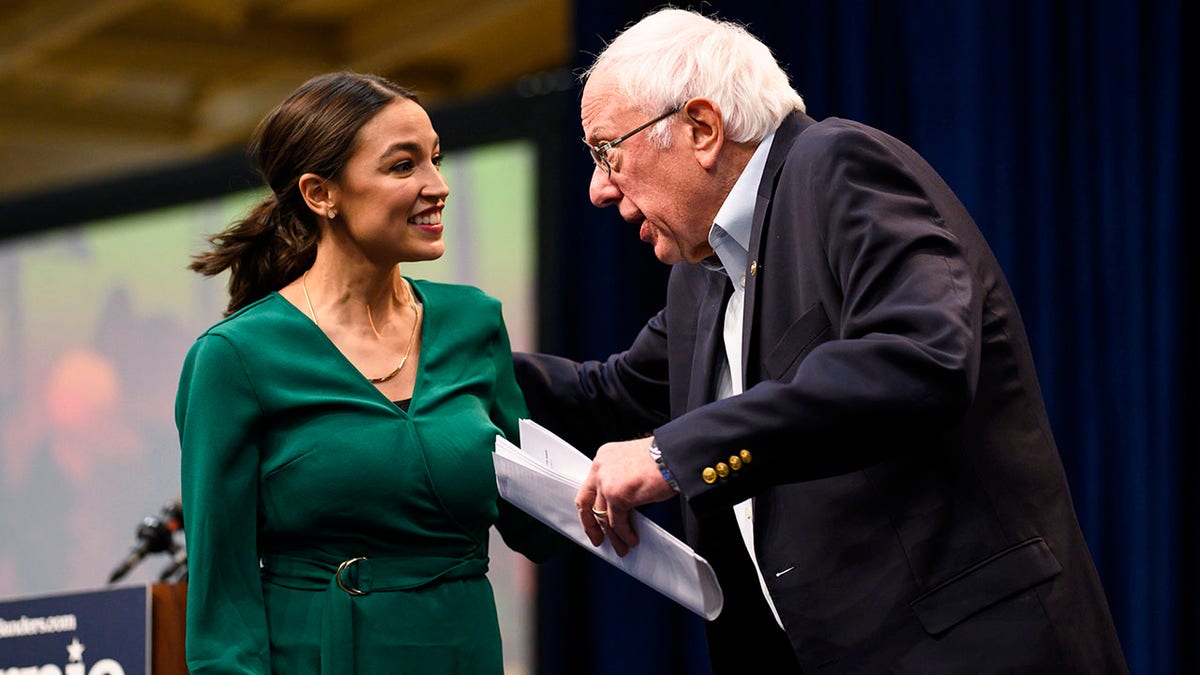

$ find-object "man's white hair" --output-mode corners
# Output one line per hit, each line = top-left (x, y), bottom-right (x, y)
(585, 8), (806, 147)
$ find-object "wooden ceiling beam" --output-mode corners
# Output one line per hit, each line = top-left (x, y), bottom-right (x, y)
(347, 0), (511, 72)
(167, 0), (254, 31)
(0, 0), (571, 199)
(0, 0), (155, 78)
(0, 99), (190, 142)
(271, 0), (384, 21)
(348, 0), (568, 96)
(38, 30), (338, 81)
(184, 58), (466, 148)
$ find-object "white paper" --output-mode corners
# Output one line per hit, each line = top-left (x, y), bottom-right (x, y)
(494, 419), (723, 620)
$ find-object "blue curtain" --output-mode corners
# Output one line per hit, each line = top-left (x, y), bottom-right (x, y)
(536, 1), (1189, 673)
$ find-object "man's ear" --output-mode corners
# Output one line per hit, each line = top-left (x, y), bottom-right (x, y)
(297, 173), (336, 219)
(682, 98), (723, 170)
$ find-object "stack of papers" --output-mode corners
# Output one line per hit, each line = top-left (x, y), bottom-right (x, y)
(494, 420), (724, 620)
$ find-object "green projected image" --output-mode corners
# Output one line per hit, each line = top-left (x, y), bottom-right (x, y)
(0, 138), (538, 674)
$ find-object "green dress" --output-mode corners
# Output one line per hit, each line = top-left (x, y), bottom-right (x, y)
(175, 281), (560, 674)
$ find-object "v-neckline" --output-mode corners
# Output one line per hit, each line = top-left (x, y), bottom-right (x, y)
(271, 281), (429, 416)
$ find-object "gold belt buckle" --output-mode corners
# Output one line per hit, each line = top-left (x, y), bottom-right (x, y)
(336, 557), (368, 596)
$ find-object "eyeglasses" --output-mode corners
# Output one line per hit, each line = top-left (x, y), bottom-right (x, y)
(583, 105), (682, 176)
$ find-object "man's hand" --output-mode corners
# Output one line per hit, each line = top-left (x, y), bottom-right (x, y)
(575, 436), (677, 556)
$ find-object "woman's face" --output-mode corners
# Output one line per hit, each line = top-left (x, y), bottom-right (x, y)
(329, 97), (449, 264)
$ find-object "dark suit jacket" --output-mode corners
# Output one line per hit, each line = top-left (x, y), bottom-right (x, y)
(515, 112), (1127, 674)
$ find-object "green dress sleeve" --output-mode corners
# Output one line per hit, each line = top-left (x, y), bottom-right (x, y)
(487, 309), (568, 564)
(176, 333), (271, 673)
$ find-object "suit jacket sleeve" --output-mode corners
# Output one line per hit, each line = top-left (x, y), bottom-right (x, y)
(513, 309), (672, 455)
(486, 302), (571, 563)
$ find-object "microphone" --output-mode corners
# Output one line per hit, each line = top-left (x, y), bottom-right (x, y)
(107, 498), (184, 584)
(158, 550), (188, 583)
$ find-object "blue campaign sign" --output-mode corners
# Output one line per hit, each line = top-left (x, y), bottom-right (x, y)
(0, 584), (149, 675)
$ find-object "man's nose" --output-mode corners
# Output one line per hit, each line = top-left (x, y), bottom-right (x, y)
(588, 166), (620, 207)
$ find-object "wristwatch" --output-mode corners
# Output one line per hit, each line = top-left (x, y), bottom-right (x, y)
(648, 440), (680, 492)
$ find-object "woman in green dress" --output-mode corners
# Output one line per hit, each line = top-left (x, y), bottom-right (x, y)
(176, 72), (561, 674)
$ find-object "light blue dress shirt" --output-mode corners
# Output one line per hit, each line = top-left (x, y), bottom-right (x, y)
(705, 132), (784, 628)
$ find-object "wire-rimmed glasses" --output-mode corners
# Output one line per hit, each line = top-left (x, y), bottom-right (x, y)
(583, 105), (682, 176)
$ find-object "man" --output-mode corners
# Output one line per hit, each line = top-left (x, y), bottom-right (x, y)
(515, 8), (1127, 674)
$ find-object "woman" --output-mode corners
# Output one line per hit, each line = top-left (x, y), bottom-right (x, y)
(176, 72), (560, 674)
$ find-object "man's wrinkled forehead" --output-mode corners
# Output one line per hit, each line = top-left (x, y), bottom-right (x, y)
(580, 71), (630, 142)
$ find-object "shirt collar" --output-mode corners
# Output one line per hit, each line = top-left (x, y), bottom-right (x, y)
(706, 131), (775, 287)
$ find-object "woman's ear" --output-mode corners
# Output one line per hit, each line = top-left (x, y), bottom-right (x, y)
(682, 98), (723, 170)
(298, 173), (336, 219)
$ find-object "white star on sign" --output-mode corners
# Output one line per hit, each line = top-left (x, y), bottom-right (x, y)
(67, 636), (85, 662)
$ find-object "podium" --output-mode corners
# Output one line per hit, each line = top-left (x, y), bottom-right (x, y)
(151, 583), (187, 675)
(0, 583), (188, 675)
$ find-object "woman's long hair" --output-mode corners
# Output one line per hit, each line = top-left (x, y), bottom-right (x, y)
(190, 72), (417, 315)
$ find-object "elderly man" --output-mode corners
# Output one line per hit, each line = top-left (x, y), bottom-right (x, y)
(515, 8), (1127, 674)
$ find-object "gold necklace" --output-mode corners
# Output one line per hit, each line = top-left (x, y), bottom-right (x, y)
(302, 270), (422, 384)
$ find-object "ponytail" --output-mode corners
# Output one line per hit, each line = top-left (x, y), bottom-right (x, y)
(189, 192), (317, 316)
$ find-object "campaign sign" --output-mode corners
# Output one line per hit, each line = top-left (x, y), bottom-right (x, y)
(0, 584), (149, 675)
